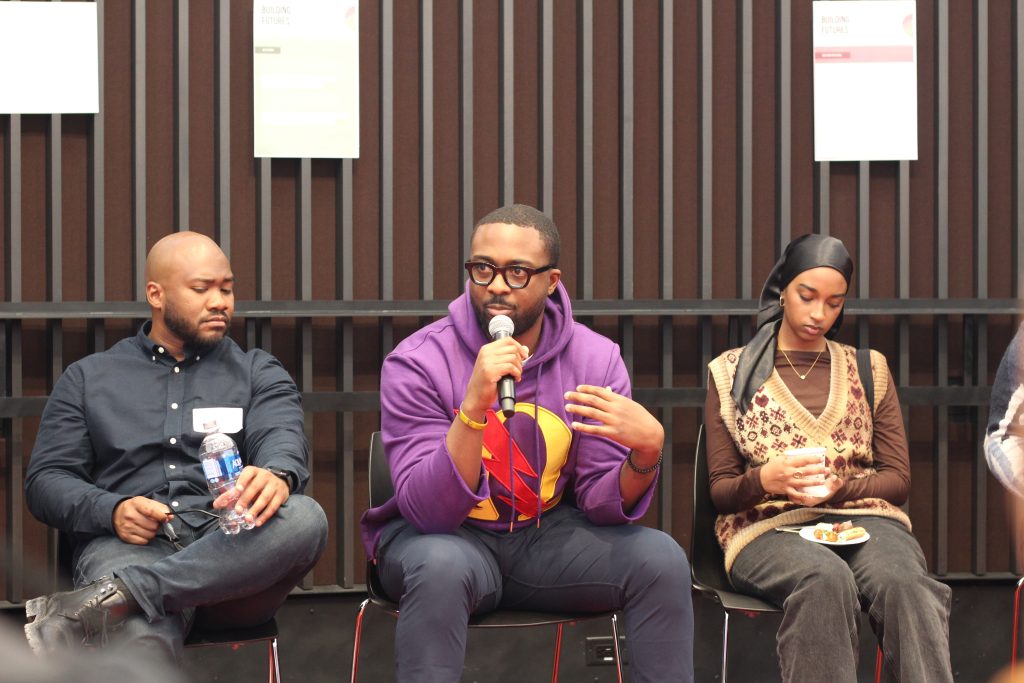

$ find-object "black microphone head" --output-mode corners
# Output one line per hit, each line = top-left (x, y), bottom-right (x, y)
(488, 314), (515, 340)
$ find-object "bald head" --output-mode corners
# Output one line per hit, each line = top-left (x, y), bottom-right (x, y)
(145, 231), (228, 285)
(144, 231), (234, 360)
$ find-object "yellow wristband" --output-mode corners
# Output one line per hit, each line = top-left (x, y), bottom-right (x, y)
(457, 407), (487, 431)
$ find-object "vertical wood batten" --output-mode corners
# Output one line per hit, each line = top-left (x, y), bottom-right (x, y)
(620, 0), (634, 374)
(1017, 0), (1024, 297)
(699, 0), (713, 376)
(379, 0), (394, 355)
(898, 161), (910, 384)
(739, 0), (752, 298)
(298, 158), (313, 590)
(857, 162), (869, 348)
(973, 0), (988, 575)
(133, 1), (147, 297)
(541, 0), (553, 213)
(459, 0), (473, 271)
(48, 115), (61, 304)
(175, 0), (189, 229)
(501, 0), (513, 205)
(47, 109), (63, 462)
(579, 0), (593, 300)
(381, 0), (393, 302)
(89, 0), (106, 352)
(256, 158), (272, 352)
(817, 162), (830, 235)
(621, 0), (633, 302)
(778, 0), (791, 245)
(897, 162), (910, 504)
(4, 322), (23, 603)
(658, 0), (674, 532)
(935, 0), (950, 575)
(337, 159), (355, 588)
(3, 104), (23, 602)
(215, 0), (231, 256)
(421, 0), (434, 300)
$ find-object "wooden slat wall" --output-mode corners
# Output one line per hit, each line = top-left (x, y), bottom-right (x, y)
(1, 0), (1022, 604)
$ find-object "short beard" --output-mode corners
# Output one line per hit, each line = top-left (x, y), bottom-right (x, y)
(164, 305), (227, 355)
(473, 295), (547, 340)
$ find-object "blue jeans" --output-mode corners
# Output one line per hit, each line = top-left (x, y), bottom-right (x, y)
(729, 515), (952, 683)
(376, 505), (694, 683)
(74, 494), (328, 662)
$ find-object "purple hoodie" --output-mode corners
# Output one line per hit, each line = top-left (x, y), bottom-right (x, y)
(360, 281), (658, 558)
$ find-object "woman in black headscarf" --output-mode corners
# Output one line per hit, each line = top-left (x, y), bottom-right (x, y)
(704, 234), (952, 682)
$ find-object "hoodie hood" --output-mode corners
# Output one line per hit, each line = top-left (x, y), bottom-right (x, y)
(450, 279), (576, 365)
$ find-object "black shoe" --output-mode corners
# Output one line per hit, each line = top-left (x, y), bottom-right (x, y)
(24, 575), (141, 654)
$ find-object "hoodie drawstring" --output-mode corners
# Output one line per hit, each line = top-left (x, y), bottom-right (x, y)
(534, 362), (543, 527)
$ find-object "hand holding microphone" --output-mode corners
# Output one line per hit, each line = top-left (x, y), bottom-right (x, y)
(462, 315), (528, 423)
(488, 315), (518, 417)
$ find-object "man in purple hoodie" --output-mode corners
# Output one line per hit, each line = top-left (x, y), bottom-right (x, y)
(361, 204), (694, 682)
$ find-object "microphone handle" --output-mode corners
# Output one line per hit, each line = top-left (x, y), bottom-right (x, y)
(498, 376), (516, 417)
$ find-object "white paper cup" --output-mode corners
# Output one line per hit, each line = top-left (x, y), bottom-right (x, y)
(784, 446), (829, 497)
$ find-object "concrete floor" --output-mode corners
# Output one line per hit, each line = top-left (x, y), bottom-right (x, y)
(180, 581), (1013, 682)
(1, 581), (1014, 682)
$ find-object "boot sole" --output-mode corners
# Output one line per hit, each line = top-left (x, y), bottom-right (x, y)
(23, 595), (51, 654)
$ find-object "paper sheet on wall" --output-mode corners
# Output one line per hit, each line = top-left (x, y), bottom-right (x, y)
(0, 2), (99, 114)
(253, 0), (359, 158)
(813, 1), (917, 161)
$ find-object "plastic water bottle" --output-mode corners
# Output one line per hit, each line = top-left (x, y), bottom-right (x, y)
(199, 422), (254, 534)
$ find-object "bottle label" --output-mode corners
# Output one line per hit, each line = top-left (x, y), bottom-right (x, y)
(202, 449), (243, 484)
(221, 451), (244, 478)
(202, 458), (223, 480)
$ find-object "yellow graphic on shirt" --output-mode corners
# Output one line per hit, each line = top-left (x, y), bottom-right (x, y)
(467, 402), (573, 522)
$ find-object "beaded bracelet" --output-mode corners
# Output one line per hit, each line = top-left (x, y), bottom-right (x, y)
(626, 449), (663, 474)
(457, 406), (487, 431)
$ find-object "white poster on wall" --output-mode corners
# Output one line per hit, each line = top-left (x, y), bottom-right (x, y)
(0, 2), (99, 114)
(812, 1), (917, 161)
(253, 0), (359, 158)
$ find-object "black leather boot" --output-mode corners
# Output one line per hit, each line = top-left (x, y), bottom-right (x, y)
(24, 575), (141, 654)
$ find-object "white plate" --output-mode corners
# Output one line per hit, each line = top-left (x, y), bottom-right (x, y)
(798, 526), (870, 546)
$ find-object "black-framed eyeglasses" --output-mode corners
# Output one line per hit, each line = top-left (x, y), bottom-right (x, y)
(464, 261), (557, 289)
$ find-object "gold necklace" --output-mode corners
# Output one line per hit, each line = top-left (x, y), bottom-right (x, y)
(779, 346), (825, 380)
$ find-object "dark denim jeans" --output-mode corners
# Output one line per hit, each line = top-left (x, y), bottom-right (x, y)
(730, 515), (953, 683)
(376, 505), (694, 683)
(74, 494), (328, 663)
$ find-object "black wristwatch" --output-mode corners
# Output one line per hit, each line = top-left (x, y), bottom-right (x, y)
(266, 467), (295, 493)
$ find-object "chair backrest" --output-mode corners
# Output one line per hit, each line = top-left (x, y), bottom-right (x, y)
(365, 432), (396, 605)
(690, 424), (733, 593)
(368, 431), (395, 508)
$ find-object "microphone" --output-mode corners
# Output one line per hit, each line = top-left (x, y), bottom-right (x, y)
(488, 315), (517, 417)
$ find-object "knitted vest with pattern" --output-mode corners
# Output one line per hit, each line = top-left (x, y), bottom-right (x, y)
(708, 340), (912, 573)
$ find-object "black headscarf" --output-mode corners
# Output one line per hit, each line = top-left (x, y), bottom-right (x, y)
(730, 233), (854, 413)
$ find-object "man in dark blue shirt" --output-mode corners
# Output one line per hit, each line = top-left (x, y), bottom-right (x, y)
(23, 231), (328, 662)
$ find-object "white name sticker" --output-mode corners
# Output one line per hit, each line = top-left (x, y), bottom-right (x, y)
(192, 407), (244, 434)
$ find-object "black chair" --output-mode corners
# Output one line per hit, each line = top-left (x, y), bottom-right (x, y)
(349, 431), (624, 683)
(53, 530), (282, 682)
(1012, 576), (1024, 675)
(184, 619), (280, 683)
(691, 424), (881, 683)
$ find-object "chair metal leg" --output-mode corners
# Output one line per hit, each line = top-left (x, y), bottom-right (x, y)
(721, 610), (731, 683)
(350, 598), (370, 683)
(1013, 577), (1024, 676)
(269, 637), (280, 683)
(610, 613), (623, 683)
(550, 623), (564, 683)
(873, 643), (882, 683)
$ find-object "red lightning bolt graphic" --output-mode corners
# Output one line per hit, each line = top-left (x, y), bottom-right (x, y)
(480, 409), (540, 514)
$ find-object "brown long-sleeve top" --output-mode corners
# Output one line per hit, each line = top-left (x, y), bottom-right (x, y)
(706, 347), (911, 513)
